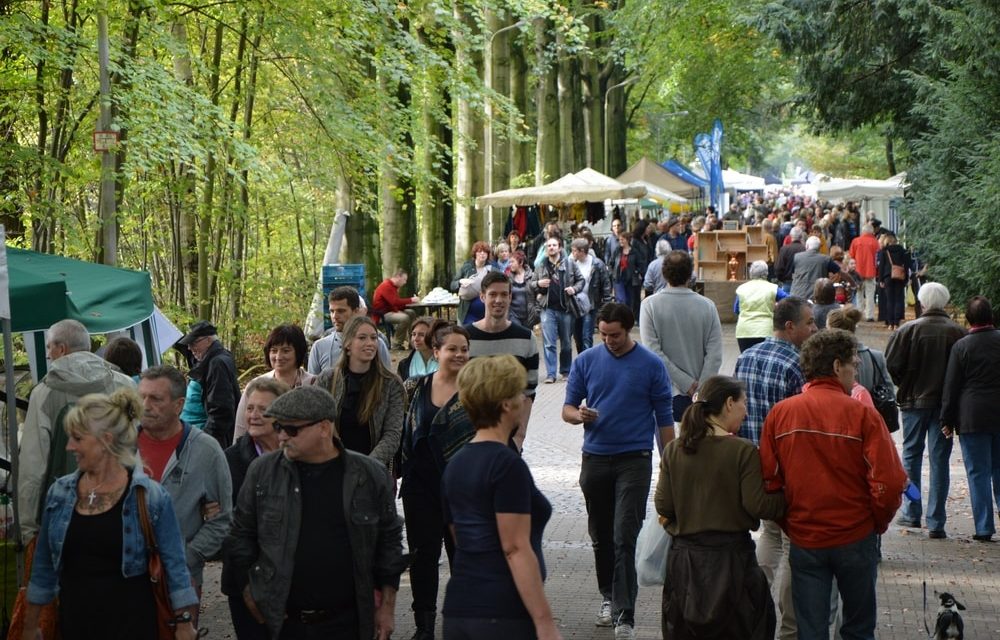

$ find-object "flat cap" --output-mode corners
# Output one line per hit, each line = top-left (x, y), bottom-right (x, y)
(264, 385), (337, 422)
(178, 320), (217, 345)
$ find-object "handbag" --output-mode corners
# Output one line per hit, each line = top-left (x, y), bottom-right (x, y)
(863, 350), (900, 433)
(136, 486), (179, 640)
(885, 251), (906, 281)
(635, 516), (672, 587)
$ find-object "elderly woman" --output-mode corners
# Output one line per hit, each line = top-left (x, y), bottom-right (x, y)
(398, 316), (438, 380)
(655, 375), (785, 640)
(316, 315), (405, 468)
(23, 389), (198, 640)
(452, 241), (499, 324)
(734, 260), (788, 352)
(441, 355), (561, 640)
(494, 241), (512, 272)
(233, 323), (315, 442)
(223, 377), (288, 639)
(941, 296), (1000, 542)
(400, 321), (473, 640)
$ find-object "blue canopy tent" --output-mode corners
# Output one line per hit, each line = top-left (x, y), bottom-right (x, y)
(660, 160), (707, 209)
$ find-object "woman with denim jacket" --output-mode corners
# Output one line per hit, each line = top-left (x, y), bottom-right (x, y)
(22, 389), (199, 640)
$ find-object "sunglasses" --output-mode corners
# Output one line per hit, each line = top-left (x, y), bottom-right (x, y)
(272, 419), (324, 437)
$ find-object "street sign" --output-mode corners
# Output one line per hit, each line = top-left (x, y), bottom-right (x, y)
(93, 130), (119, 152)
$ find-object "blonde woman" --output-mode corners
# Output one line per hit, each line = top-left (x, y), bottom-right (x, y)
(23, 389), (198, 640)
(315, 315), (405, 467)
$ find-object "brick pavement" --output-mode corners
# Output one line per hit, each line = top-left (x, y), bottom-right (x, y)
(199, 322), (1000, 639)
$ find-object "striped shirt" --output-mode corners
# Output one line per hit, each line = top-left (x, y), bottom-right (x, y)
(734, 337), (804, 446)
(466, 323), (540, 398)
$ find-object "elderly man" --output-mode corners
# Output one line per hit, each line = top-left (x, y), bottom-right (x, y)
(761, 330), (907, 640)
(774, 226), (806, 293)
(790, 236), (840, 300)
(735, 297), (816, 640)
(225, 385), (406, 640)
(885, 283), (966, 538)
(308, 286), (391, 374)
(639, 250), (723, 423)
(18, 319), (135, 543)
(642, 239), (671, 297)
(850, 224), (882, 321)
(138, 365), (232, 596)
(179, 320), (240, 448)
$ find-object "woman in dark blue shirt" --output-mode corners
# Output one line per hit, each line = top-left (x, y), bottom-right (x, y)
(441, 355), (561, 640)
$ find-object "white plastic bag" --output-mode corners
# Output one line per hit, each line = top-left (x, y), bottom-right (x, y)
(635, 516), (671, 587)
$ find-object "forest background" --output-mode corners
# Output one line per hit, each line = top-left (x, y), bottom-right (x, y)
(2, 0), (998, 363)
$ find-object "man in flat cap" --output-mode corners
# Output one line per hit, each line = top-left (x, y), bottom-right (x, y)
(224, 386), (406, 640)
(179, 320), (240, 448)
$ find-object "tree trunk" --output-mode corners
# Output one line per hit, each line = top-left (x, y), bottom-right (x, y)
(885, 132), (896, 176)
(557, 31), (575, 177)
(379, 73), (405, 281)
(171, 15), (197, 312)
(509, 30), (531, 184)
(534, 17), (559, 185)
(451, 0), (477, 265)
(197, 22), (224, 320)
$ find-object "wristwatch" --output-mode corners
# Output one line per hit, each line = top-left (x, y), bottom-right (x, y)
(169, 611), (193, 627)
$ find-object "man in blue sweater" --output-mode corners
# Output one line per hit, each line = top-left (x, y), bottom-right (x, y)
(563, 303), (674, 640)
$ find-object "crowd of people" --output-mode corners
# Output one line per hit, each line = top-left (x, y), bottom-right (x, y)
(10, 192), (1000, 640)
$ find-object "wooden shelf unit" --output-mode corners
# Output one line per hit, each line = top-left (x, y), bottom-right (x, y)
(695, 226), (769, 282)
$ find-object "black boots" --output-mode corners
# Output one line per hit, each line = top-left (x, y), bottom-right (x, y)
(409, 611), (436, 640)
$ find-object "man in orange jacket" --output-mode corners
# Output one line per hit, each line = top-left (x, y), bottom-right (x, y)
(849, 224), (881, 321)
(760, 329), (907, 640)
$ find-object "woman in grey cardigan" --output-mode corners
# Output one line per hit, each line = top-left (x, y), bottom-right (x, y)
(315, 315), (405, 468)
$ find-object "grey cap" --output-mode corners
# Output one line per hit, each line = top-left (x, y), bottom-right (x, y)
(178, 320), (217, 345)
(264, 385), (337, 422)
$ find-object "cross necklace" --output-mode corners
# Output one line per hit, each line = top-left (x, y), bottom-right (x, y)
(85, 480), (106, 507)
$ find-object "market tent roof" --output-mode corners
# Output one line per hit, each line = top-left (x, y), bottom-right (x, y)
(661, 159), (709, 190)
(690, 165), (766, 191)
(813, 173), (908, 200)
(5, 247), (154, 333)
(617, 157), (701, 200)
(476, 168), (647, 208)
(613, 180), (687, 204)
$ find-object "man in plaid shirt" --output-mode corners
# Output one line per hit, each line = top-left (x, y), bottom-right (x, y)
(734, 296), (816, 640)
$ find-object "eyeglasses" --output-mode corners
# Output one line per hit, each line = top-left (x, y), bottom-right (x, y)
(272, 419), (324, 437)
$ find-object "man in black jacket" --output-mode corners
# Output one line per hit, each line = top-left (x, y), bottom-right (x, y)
(181, 320), (240, 448)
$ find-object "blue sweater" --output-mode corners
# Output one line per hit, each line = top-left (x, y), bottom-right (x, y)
(564, 342), (673, 455)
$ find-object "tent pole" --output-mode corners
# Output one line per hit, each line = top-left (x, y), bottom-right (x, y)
(3, 318), (25, 584)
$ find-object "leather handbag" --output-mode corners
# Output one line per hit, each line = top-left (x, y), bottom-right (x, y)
(885, 251), (906, 281)
(136, 486), (179, 640)
(864, 350), (900, 433)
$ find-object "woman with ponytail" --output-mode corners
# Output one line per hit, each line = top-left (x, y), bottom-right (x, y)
(22, 389), (199, 640)
(654, 375), (785, 640)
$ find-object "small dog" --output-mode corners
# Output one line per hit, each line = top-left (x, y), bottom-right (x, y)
(933, 592), (965, 640)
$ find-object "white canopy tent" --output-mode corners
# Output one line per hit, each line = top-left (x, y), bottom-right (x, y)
(476, 168), (647, 208)
(814, 173), (908, 223)
(617, 157), (702, 200)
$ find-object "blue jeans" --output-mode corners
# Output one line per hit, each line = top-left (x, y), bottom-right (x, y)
(789, 533), (878, 640)
(900, 409), (952, 531)
(573, 309), (597, 354)
(541, 308), (573, 378)
(957, 432), (1000, 536)
(579, 451), (652, 627)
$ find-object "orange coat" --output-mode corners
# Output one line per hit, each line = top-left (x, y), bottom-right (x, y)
(849, 233), (881, 279)
(760, 377), (907, 549)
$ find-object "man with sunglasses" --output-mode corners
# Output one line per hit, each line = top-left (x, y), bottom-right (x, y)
(225, 385), (406, 640)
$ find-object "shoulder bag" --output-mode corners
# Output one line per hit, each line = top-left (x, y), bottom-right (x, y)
(863, 350), (900, 432)
(885, 250), (906, 281)
(136, 485), (181, 640)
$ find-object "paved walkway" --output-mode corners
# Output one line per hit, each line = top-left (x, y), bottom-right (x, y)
(200, 322), (1000, 639)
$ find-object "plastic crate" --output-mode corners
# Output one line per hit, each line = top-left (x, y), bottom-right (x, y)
(321, 265), (366, 330)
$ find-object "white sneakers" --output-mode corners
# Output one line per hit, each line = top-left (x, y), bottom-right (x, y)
(595, 599), (613, 627)
(614, 623), (636, 640)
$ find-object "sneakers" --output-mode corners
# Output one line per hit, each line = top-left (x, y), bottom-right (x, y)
(614, 623), (636, 640)
(544, 377), (556, 384)
(928, 530), (947, 539)
(595, 600), (612, 627)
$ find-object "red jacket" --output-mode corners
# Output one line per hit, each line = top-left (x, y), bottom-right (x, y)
(372, 279), (415, 319)
(849, 233), (880, 279)
(760, 377), (907, 549)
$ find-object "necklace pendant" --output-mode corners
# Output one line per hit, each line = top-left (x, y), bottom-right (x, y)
(87, 489), (97, 507)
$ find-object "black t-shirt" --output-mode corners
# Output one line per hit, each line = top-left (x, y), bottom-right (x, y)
(287, 456), (356, 617)
(339, 370), (373, 455)
(544, 261), (565, 311)
(441, 441), (552, 619)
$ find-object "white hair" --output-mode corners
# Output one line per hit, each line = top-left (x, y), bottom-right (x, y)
(918, 282), (950, 311)
(655, 239), (671, 258)
(790, 227), (804, 241)
(749, 260), (769, 280)
(861, 224), (874, 235)
(48, 319), (91, 353)
(805, 236), (821, 251)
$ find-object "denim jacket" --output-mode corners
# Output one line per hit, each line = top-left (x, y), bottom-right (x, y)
(27, 467), (199, 611)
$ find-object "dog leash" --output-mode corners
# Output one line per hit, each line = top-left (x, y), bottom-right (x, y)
(920, 530), (932, 636)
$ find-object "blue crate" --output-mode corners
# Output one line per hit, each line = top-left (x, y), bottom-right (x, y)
(320, 264), (367, 330)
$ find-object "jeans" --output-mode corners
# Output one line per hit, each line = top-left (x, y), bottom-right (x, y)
(737, 337), (766, 353)
(403, 490), (455, 613)
(443, 616), (536, 640)
(957, 432), (1000, 536)
(790, 533), (879, 640)
(541, 308), (574, 378)
(756, 520), (796, 640)
(579, 451), (652, 627)
(573, 309), (597, 354)
(900, 409), (952, 532)
(859, 278), (876, 320)
(883, 279), (906, 326)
